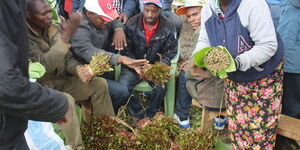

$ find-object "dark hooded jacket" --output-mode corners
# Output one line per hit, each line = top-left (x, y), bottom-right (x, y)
(124, 13), (178, 65)
(0, 0), (68, 149)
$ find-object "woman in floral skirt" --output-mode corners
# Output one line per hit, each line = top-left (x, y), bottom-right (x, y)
(192, 0), (284, 149)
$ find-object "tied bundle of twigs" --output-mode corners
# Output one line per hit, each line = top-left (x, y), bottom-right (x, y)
(204, 47), (230, 73)
(142, 62), (170, 87)
(77, 52), (113, 83)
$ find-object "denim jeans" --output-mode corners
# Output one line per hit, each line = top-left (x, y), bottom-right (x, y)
(282, 73), (300, 119)
(120, 67), (167, 118)
(175, 71), (192, 121)
(102, 72), (130, 113)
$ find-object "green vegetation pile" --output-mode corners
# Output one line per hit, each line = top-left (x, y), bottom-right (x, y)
(81, 113), (216, 150)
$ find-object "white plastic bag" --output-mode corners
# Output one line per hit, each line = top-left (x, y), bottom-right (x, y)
(25, 120), (66, 150)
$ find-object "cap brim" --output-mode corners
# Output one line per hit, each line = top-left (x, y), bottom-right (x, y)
(100, 11), (119, 22)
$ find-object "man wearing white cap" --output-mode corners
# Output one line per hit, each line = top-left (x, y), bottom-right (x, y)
(71, 0), (148, 114)
(173, 0), (225, 128)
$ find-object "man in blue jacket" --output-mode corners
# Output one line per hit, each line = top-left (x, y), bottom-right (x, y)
(0, 0), (73, 149)
(275, 0), (300, 149)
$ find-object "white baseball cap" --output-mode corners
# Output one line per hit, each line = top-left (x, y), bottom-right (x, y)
(176, 0), (207, 15)
(84, 0), (119, 22)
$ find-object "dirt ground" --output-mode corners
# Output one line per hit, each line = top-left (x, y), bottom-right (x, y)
(178, 15), (195, 61)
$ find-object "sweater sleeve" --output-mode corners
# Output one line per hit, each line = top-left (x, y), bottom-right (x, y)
(28, 38), (71, 73)
(236, 0), (278, 71)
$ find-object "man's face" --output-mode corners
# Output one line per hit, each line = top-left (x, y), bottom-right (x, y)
(143, 4), (161, 25)
(27, 0), (52, 31)
(87, 12), (109, 29)
(186, 6), (202, 30)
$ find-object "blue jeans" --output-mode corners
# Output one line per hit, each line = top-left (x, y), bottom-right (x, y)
(120, 67), (167, 118)
(282, 73), (300, 119)
(175, 71), (192, 121)
(102, 72), (129, 113)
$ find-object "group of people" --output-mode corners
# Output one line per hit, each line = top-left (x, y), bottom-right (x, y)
(0, 0), (299, 149)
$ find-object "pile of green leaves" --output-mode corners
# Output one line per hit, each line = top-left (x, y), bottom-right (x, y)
(175, 130), (215, 150)
(81, 113), (216, 150)
(135, 113), (181, 149)
(81, 115), (137, 150)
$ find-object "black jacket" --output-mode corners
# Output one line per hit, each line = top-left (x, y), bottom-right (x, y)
(71, 9), (124, 66)
(0, 0), (68, 149)
(124, 13), (178, 65)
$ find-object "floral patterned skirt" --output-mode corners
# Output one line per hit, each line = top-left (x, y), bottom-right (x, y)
(224, 63), (283, 150)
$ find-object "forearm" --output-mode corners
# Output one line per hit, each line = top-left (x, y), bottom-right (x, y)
(30, 38), (71, 73)
(66, 51), (81, 76)
(109, 19), (124, 30)
(236, 0), (278, 71)
(0, 69), (68, 122)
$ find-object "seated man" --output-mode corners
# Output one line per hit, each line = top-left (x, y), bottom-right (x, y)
(71, 0), (147, 113)
(120, 0), (183, 38)
(121, 0), (178, 118)
(26, 0), (115, 149)
(174, 0), (225, 128)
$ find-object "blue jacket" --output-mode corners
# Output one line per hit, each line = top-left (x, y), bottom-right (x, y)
(194, 0), (284, 82)
(278, 0), (300, 73)
(266, 0), (283, 5)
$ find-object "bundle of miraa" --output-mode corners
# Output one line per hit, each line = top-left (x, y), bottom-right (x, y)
(77, 52), (113, 83)
(204, 47), (230, 72)
(142, 62), (170, 87)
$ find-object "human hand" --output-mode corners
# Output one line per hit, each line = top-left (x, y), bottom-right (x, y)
(112, 29), (127, 50)
(57, 96), (74, 126)
(119, 13), (128, 24)
(139, 63), (152, 78)
(76, 65), (94, 83)
(188, 64), (211, 79)
(118, 56), (148, 74)
(60, 12), (82, 43)
(179, 60), (189, 71)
